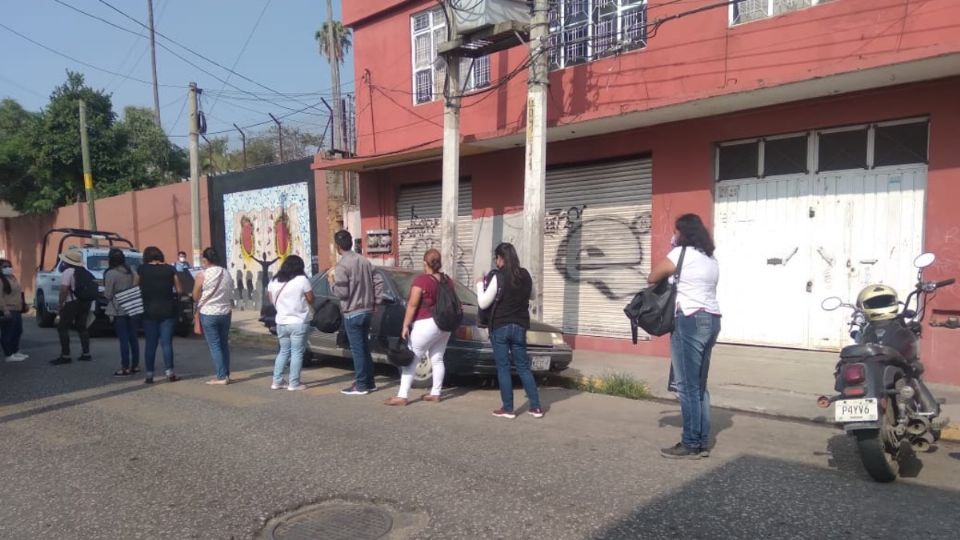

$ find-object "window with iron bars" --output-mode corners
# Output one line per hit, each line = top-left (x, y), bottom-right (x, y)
(730, 0), (832, 25)
(548, 0), (647, 70)
(411, 8), (491, 105)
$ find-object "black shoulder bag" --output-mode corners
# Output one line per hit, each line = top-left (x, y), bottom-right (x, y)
(623, 247), (686, 342)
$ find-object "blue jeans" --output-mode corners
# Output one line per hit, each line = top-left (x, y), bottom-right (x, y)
(274, 322), (310, 386)
(143, 318), (175, 375)
(1, 311), (23, 356)
(201, 313), (232, 380)
(343, 311), (375, 390)
(670, 311), (721, 449)
(491, 323), (541, 411)
(113, 315), (140, 370)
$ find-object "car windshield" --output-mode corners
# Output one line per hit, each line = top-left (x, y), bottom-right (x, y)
(390, 271), (477, 306)
(86, 255), (143, 273)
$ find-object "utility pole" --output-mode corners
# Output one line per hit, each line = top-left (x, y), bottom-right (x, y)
(233, 123), (247, 170)
(268, 113), (284, 163)
(188, 82), (201, 268)
(440, 2), (461, 281)
(523, 0), (549, 321)
(146, 0), (161, 128)
(325, 0), (344, 155)
(78, 99), (97, 231)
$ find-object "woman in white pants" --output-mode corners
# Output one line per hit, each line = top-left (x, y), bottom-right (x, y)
(385, 249), (451, 406)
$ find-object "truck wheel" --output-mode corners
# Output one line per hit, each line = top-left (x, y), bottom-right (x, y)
(35, 291), (56, 328)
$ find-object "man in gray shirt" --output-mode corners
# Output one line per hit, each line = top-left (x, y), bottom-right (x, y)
(329, 230), (383, 395)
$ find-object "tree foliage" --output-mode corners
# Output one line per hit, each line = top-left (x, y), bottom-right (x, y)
(201, 124), (325, 175)
(315, 21), (352, 64)
(0, 71), (187, 213)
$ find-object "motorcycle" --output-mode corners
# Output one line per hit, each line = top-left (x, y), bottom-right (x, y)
(816, 252), (954, 482)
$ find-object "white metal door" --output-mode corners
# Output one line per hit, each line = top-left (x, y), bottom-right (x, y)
(395, 182), (473, 284)
(715, 166), (926, 350)
(543, 158), (652, 338)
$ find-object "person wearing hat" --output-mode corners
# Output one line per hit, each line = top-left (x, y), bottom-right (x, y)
(51, 247), (93, 365)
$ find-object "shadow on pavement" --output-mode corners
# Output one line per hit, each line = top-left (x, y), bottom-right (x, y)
(824, 433), (927, 479)
(949, 452), (960, 461)
(590, 455), (960, 539)
(657, 407), (735, 448)
(0, 383), (147, 425)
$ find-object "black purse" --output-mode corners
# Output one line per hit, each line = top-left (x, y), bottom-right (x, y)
(386, 337), (416, 367)
(312, 297), (342, 333)
(623, 247), (686, 342)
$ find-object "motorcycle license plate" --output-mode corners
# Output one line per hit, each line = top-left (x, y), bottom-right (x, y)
(531, 356), (551, 371)
(835, 398), (879, 422)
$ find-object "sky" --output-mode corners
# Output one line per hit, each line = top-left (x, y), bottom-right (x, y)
(0, 0), (354, 148)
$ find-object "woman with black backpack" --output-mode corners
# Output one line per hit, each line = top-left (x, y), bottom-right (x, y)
(476, 242), (543, 419)
(385, 249), (453, 406)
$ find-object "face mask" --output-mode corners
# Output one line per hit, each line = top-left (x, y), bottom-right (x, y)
(670, 233), (680, 248)
(179, 257), (187, 262)
(1, 267), (11, 276)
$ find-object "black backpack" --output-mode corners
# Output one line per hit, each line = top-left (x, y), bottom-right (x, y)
(72, 266), (99, 303)
(312, 297), (342, 333)
(432, 274), (463, 332)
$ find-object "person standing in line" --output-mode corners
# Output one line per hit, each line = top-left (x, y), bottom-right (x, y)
(268, 255), (314, 391)
(0, 259), (28, 362)
(103, 249), (139, 376)
(193, 247), (235, 385)
(385, 249), (452, 406)
(647, 213), (721, 460)
(476, 242), (543, 419)
(138, 246), (182, 384)
(174, 251), (190, 272)
(50, 247), (93, 365)
(330, 230), (384, 395)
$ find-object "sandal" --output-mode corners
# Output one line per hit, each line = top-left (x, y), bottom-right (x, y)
(113, 369), (132, 377)
(205, 378), (229, 385)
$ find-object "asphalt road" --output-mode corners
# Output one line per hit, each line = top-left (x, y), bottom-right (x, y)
(2, 322), (959, 539)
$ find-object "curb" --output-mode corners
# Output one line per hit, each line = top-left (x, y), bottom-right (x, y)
(229, 327), (960, 443)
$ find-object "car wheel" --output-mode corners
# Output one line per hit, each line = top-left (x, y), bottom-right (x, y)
(411, 355), (432, 389)
(175, 322), (193, 338)
(302, 349), (320, 367)
(35, 291), (56, 328)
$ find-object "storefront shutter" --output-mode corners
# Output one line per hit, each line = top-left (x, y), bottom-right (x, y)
(395, 181), (473, 285)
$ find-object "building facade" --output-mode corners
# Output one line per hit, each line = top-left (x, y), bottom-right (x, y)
(321, 0), (960, 384)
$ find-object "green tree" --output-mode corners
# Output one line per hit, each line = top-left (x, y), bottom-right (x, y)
(315, 20), (352, 64)
(112, 106), (188, 193)
(200, 135), (230, 175)
(0, 99), (40, 211)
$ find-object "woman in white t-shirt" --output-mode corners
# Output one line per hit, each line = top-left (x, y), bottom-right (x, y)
(267, 255), (315, 391)
(647, 213), (721, 460)
(192, 247), (235, 385)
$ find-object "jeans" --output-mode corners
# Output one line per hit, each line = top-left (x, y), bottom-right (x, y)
(491, 323), (541, 412)
(201, 313), (232, 380)
(113, 315), (140, 370)
(343, 311), (375, 390)
(1, 311), (23, 356)
(143, 318), (175, 376)
(670, 310), (721, 449)
(273, 322), (310, 387)
(57, 300), (91, 357)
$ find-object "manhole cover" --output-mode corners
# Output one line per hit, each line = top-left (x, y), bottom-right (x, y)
(269, 503), (394, 540)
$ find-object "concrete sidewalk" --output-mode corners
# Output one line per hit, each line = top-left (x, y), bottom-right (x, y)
(229, 309), (960, 441)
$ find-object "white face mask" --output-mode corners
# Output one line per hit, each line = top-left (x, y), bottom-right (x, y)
(179, 257), (187, 263)
(1, 267), (12, 276)
(670, 233), (680, 248)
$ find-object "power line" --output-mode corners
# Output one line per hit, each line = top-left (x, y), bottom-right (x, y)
(0, 21), (182, 89)
(207, 0), (274, 117)
(109, 0), (170, 94)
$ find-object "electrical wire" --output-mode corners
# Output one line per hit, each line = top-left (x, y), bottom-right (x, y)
(0, 21), (182, 88)
(207, 0), (274, 117)
(108, 0), (170, 94)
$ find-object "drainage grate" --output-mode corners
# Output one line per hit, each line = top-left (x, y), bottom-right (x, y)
(269, 503), (394, 540)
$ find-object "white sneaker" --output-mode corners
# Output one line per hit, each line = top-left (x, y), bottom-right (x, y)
(5, 353), (28, 362)
(271, 381), (287, 390)
(287, 383), (307, 391)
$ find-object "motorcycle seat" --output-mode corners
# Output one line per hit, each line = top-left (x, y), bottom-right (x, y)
(840, 343), (904, 362)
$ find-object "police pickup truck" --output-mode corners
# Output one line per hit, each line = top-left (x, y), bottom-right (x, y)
(33, 228), (194, 336)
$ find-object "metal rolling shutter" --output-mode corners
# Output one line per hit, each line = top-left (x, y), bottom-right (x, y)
(543, 158), (653, 338)
(395, 181), (473, 284)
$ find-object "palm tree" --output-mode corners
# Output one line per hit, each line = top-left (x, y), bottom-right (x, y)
(315, 21), (352, 64)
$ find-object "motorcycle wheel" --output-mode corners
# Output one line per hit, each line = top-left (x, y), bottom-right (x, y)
(855, 405), (900, 483)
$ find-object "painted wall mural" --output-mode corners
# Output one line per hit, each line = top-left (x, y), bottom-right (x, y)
(223, 182), (313, 286)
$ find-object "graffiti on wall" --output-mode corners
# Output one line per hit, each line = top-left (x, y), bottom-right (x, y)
(552, 209), (652, 299)
(397, 204), (470, 283)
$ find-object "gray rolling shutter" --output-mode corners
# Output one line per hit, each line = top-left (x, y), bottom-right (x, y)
(396, 181), (473, 284)
(543, 158), (653, 338)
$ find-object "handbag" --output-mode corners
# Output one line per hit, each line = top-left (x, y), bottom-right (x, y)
(386, 336), (416, 367)
(194, 269), (224, 335)
(623, 247), (686, 342)
(114, 286), (144, 316)
(312, 297), (342, 333)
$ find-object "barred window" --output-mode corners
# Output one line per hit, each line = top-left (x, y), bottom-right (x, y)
(411, 9), (491, 104)
(731, 0), (830, 25)
(549, 0), (647, 71)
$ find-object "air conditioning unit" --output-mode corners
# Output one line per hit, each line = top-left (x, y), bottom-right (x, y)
(452, 0), (530, 35)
